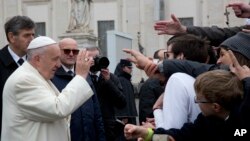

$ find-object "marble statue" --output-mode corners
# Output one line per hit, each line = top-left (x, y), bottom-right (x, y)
(68, 0), (92, 33)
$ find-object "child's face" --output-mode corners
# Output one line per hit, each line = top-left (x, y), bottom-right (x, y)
(195, 94), (215, 116)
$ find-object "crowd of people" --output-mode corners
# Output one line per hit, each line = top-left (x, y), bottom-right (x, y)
(1, 1), (250, 141)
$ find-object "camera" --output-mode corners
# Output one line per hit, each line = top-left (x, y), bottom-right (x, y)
(90, 56), (110, 72)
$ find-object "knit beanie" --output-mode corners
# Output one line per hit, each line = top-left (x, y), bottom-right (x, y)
(220, 32), (250, 59)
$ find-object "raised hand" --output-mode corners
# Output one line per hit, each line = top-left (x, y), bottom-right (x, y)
(242, 28), (250, 33)
(124, 124), (148, 140)
(228, 50), (250, 80)
(227, 2), (250, 18)
(75, 49), (92, 78)
(123, 49), (152, 70)
(154, 14), (187, 35)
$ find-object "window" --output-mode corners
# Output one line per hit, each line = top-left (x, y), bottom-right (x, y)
(35, 22), (46, 37)
(97, 20), (114, 56)
(179, 17), (193, 26)
(154, 0), (165, 21)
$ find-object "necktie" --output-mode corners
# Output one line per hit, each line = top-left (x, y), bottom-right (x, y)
(18, 58), (24, 66)
(67, 70), (74, 76)
(91, 74), (98, 84)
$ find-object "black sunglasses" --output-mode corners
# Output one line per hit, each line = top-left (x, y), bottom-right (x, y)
(62, 49), (79, 55)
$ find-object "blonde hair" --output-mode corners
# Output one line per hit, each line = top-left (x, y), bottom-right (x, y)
(194, 70), (243, 110)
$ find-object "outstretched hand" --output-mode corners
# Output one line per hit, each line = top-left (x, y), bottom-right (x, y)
(227, 2), (250, 18)
(123, 49), (152, 70)
(228, 50), (250, 80)
(124, 124), (148, 140)
(154, 14), (187, 35)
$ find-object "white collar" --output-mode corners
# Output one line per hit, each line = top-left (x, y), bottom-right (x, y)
(8, 46), (26, 66)
(62, 64), (74, 73)
(90, 71), (100, 77)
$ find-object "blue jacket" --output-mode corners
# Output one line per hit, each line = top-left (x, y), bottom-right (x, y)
(51, 67), (106, 141)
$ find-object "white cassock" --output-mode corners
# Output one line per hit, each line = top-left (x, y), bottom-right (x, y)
(1, 62), (93, 141)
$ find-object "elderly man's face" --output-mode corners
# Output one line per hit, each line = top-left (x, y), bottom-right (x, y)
(38, 44), (61, 80)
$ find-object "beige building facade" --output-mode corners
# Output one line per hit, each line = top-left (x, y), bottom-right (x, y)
(0, 0), (248, 82)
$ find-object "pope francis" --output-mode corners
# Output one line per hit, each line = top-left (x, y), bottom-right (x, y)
(1, 36), (93, 141)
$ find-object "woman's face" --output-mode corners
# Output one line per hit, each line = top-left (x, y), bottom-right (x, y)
(216, 48), (232, 65)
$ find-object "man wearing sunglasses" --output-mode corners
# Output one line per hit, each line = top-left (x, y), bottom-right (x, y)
(51, 38), (105, 141)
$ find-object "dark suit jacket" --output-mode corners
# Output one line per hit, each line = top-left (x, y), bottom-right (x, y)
(0, 45), (19, 135)
(51, 67), (106, 141)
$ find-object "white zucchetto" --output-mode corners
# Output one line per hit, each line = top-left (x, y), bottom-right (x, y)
(27, 36), (56, 50)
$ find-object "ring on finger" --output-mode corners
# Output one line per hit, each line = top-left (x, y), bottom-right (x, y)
(84, 58), (89, 62)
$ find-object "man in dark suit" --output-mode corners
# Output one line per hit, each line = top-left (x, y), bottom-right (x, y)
(0, 15), (35, 135)
(51, 38), (106, 141)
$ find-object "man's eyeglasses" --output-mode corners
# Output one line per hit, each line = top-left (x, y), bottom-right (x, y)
(164, 51), (168, 59)
(194, 96), (214, 104)
(62, 49), (79, 55)
(163, 51), (172, 59)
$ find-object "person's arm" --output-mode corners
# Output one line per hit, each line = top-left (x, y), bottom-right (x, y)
(187, 26), (245, 46)
(154, 113), (206, 141)
(15, 75), (93, 122)
(123, 48), (229, 78)
(227, 2), (250, 18)
(153, 94), (164, 128)
(161, 59), (229, 78)
(154, 14), (247, 46)
(124, 124), (149, 140)
(154, 14), (187, 35)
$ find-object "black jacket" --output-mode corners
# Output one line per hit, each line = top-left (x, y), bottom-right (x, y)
(51, 67), (106, 141)
(0, 45), (19, 135)
(95, 73), (126, 141)
(139, 78), (164, 124)
(187, 25), (248, 46)
(115, 72), (137, 119)
(162, 59), (229, 78)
